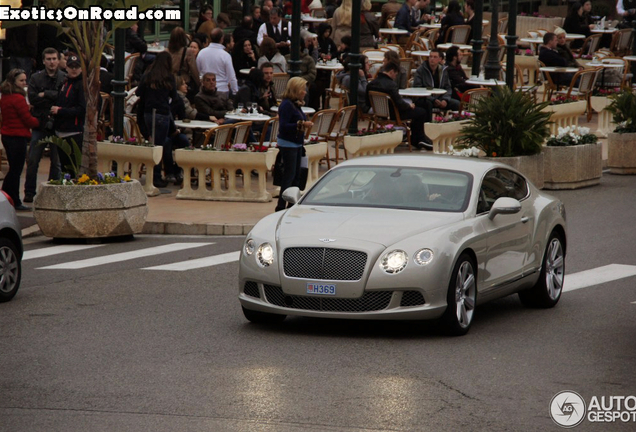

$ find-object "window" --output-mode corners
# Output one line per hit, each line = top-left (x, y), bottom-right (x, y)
(478, 169), (528, 213)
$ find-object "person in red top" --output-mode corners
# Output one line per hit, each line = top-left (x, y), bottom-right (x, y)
(0, 69), (39, 211)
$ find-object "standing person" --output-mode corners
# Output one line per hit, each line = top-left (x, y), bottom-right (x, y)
(168, 27), (200, 102)
(257, 37), (287, 73)
(331, 0), (353, 46)
(136, 52), (184, 187)
(285, 37), (318, 109)
(257, 7), (292, 56)
(275, 77), (313, 212)
(0, 69), (39, 211)
(24, 47), (65, 203)
(194, 5), (214, 33)
(50, 54), (86, 179)
(465, 0), (476, 42)
(197, 28), (239, 97)
(395, 0), (419, 34)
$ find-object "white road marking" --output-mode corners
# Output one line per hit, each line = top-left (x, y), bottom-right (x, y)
(564, 264), (636, 292)
(142, 251), (240, 271)
(23, 244), (105, 261)
(36, 243), (214, 270)
(631, 301), (636, 304)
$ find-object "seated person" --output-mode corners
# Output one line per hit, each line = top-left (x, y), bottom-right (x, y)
(194, 73), (233, 124)
(445, 46), (479, 101)
(554, 27), (582, 69)
(366, 62), (432, 149)
(335, 55), (371, 113)
(259, 62), (279, 115)
(539, 32), (574, 87)
(413, 49), (459, 119)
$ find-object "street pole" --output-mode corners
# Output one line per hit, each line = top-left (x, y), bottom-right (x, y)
(484, 0), (501, 80)
(112, 26), (126, 138)
(348, 0), (361, 134)
(470, 0), (484, 77)
(505, 0), (518, 89)
(289, 0), (301, 77)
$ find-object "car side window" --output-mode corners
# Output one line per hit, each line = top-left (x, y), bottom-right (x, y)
(478, 169), (527, 213)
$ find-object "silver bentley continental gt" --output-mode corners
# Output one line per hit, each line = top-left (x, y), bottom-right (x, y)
(239, 155), (567, 335)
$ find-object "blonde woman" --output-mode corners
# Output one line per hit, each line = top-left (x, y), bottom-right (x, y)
(275, 77), (313, 212)
(331, 0), (352, 46)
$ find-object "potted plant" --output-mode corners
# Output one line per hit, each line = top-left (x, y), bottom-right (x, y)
(98, 136), (163, 196)
(457, 86), (552, 188)
(543, 126), (602, 189)
(175, 143), (279, 202)
(591, 88), (621, 138)
(424, 112), (473, 154)
(605, 89), (636, 174)
(343, 124), (403, 157)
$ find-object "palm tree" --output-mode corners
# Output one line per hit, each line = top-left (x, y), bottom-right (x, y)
(4, 0), (156, 178)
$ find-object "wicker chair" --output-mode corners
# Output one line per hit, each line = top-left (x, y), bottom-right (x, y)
(368, 91), (411, 152)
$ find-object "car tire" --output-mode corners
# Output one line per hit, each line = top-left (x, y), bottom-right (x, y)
(440, 253), (477, 336)
(0, 237), (22, 303)
(242, 306), (286, 324)
(519, 232), (565, 309)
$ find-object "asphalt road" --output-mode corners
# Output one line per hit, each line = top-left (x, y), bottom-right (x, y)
(1, 174), (635, 432)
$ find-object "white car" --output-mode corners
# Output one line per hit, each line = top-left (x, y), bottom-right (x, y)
(0, 191), (23, 302)
(239, 155), (567, 335)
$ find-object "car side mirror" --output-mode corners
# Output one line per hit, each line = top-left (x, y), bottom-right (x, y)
(282, 187), (301, 205)
(488, 197), (521, 220)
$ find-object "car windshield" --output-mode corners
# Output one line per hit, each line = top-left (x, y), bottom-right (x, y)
(302, 166), (473, 212)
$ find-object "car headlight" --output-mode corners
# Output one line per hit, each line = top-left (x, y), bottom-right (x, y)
(414, 248), (434, 266)
(244, 239), (255, 256)
(257, 243), (274, 267)
(380, 250), (408, 274)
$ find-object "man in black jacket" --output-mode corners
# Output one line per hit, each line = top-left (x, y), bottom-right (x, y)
(23, 48), (66, 203)
(539, 32), (574, 87)
(366, 63), (431, 150)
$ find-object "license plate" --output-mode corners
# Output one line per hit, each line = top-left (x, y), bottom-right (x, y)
(306, 283), (336, 296)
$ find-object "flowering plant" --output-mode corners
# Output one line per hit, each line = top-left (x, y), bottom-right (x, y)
(433, 112), (473, 123)
(546, 126), (597, 147)
(592, 87), (621, 97)
(201, 143), (256, 151)
(550, 95), (579, 105)
(442, 145), (482, 157)
(515, 48), (535, 56)
(110, 135), (153, 147)
(49, 172), (131, 186)
(348, 124), (396, 136)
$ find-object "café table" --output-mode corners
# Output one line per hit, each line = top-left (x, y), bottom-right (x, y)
(591, 28), (618, 34)
(225, 112), (271, 122)
(566, 33), (585, 40)
(379, 28), (409, 43)
(365, 51), (386, 63)
(465, 78), (507, 86)
(539, 67), (580, 74)
(315, 61), (344, 71)
(301, 15), (327, 24)
(270, 106), (316, 115)
(436, 43), (473, 50)
(174, 120), (218, 130)
(399, 88), (432, 98)
(410, 51), (431, 58)
(585, 61), (624, 86)
(420, 23), (441, 29)
(147, 44), (165, 53)
(239, 68), (253, 76)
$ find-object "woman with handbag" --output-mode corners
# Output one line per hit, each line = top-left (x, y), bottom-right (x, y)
(0, 69), (39, 211)
(274, 77), (313, 212)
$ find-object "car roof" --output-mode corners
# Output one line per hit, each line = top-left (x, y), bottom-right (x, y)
(336, 153), (510, 177)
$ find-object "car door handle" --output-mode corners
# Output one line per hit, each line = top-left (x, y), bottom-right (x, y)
(521, 216), (529, 223)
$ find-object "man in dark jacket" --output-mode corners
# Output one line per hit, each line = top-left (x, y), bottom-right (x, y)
(539, 32), (574, 86)
(24, 48), (66, 203)
(50, 54), (86, 178)
(413, 49), (458, 120)
(194, 73), (234, 123)
(366, 63), (431, 150)
(395, 0), (418, 34)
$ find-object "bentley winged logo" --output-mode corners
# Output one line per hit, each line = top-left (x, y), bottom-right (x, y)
(319, 238), (336, 243)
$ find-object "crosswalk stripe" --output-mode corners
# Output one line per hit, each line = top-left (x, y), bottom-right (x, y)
(36, 243), (214, 270)
(564, 264), (636, 292)
(142, 251), (240, 271)
(23, 244), (105, 261)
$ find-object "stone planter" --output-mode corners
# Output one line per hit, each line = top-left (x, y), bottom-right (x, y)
(543, 143), (602, 189)
(343, 130), (403, 157)
(542, 101), (586, 135)
(424, 120), (470, 154)
(175, 148), (279, 202)
(590, 96), (615, 138)
(607, 132), (636, 174)
(486, 153), (545, 189)
(304, 142), (328, 190)
(97, 142), (163, 197)
(33, 180), (148, 238)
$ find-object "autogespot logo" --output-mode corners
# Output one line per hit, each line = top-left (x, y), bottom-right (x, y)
(550, 391), (586, 428)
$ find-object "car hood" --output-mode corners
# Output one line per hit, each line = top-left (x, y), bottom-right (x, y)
(277, 205), (464, 247)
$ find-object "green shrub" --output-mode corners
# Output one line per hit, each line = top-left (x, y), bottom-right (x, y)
(606, 90), (636, 133)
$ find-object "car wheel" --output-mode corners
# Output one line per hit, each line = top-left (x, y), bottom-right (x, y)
(441, 253), (477, 336)
(519, 232), (565, 308)
(242, 306), (286, 324)
(0, 237), (21, 303)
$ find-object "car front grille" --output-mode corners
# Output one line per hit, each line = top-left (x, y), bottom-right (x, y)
(243, 281), (260, 298)
(400, 290), (426, 307)
(263, 285), (392, 312)
(283, 247), (367, 281)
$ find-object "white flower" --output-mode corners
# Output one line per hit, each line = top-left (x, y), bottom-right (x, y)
(578, 126), (590, 135)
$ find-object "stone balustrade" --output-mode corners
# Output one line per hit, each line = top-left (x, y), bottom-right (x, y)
(343, 130), (403, 157)
(97, 142), (162, 196)
(424, 121), (470, 154)
(542, 101), (586, 135)
(175, 148), (279, 202)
